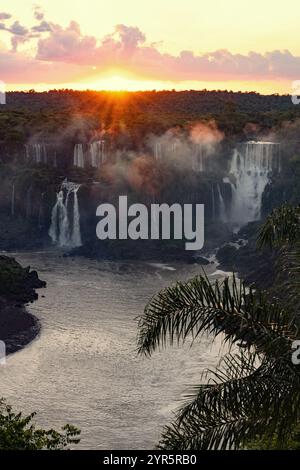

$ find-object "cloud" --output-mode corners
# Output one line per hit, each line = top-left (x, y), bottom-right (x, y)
(35, 22), (300, 81)
(33, 5), (44, 21)
(0, 19), (36, 51)
(31, 20), (52, 33)
(0, 45), (91, 84)
(114, 24), (145, 50)
(0, 12), (11, 20)
(1, 11), (300, 86)
(37, 21), (97, 62)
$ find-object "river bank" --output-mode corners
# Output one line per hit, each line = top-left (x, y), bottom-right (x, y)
(0, 255), (46, 355)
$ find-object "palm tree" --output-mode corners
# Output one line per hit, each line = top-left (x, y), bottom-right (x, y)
(137, 203), (300, 450)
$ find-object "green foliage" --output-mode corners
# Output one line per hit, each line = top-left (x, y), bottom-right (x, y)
(246, 423), (300, 450)
(2, 90), (300, 146)
(0, 256), (30, 297)
(0, 399), (80, 450)
(258, 204), (300, 249)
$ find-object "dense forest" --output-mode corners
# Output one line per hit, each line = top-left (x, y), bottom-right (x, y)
(1, 89), (300, 147)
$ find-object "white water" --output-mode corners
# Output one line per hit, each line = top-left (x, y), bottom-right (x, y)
(0, 252), (224, 449)
(70, 187), (82, 247)
(153, 140), (209, 172)
(48, 180), (82, 248)
(192, 144), (208, 172)
(74, 144), (85, 168)
(217, 184), (227, 223)
(25, 144), (48, 164)
(89, 141), (105, 168)
(227, 141), (280, 226)
(154, 142), (162, 161)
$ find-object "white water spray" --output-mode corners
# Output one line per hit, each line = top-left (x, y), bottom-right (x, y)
(89, 141), (105, 168)
(48, 179), (82, 248)
(228, 141), (281, 226)
(73, 144), (85, 168)
(217, 184), (227, 223)
(25, 144), (48, 164)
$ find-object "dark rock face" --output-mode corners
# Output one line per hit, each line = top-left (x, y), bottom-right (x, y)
(0, 255), (46, 303)
(0, 255), (45, 355)
(216, 222), (276, 289)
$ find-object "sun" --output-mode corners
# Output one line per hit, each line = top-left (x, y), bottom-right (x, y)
(96, 75), (139, 91)
(85, 74), (167, 92)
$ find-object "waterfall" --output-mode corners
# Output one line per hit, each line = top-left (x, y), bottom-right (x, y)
(217, 184), (227, 223)
(90, 142), (98, 167)
(49, 193), (60, 243)
(35, 144), (47, 164)
(24, 143), (48, 164)
(59, 189), (71, 246)
(70, 187), (82, 247)
(25, 144), (30, 161)
(154, 143), (162, 161)
(191, 144), (208, 172)
(48, 179), (82, 248)
(74, 144), (85, 168)
(228, 141), (281, 226)
(89, 141), (105, 168)
(11, 183), (15, 217)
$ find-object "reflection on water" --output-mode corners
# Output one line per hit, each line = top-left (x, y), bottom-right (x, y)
(0, 251), (225, 449)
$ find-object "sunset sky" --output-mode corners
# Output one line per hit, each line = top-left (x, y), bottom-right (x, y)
(0, 0), (299, 93)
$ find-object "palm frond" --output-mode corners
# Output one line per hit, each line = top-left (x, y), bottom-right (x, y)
(137, 274), (295, 358)
(258, 204), (300, 250)
(158, 352), (300, 450)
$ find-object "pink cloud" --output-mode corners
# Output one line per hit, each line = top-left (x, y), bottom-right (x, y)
(35, 22), (300, 81)
(0, 46), (91, 84)
(0, 11), (300, 86)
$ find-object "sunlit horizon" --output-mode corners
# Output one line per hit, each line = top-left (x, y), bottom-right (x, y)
(5, 75), (292, 96)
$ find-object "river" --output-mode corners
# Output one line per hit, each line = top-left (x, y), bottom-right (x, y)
(0, 250), (225, 449)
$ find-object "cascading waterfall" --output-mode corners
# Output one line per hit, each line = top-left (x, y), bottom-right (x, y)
(192, 144), (207, 172)
(154, 142), (162, 161)
(25, 143), (48, 164)
(73, 144), (85, 168)
(89, 140), (105, 168)
(228, 141), (281, 226)
(48, 179), (82, 248)
(49, 191), (61, 243)
(217, 184), (227, 223)
(35, 143), (47, 164)
(70, 186), (82, 247)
